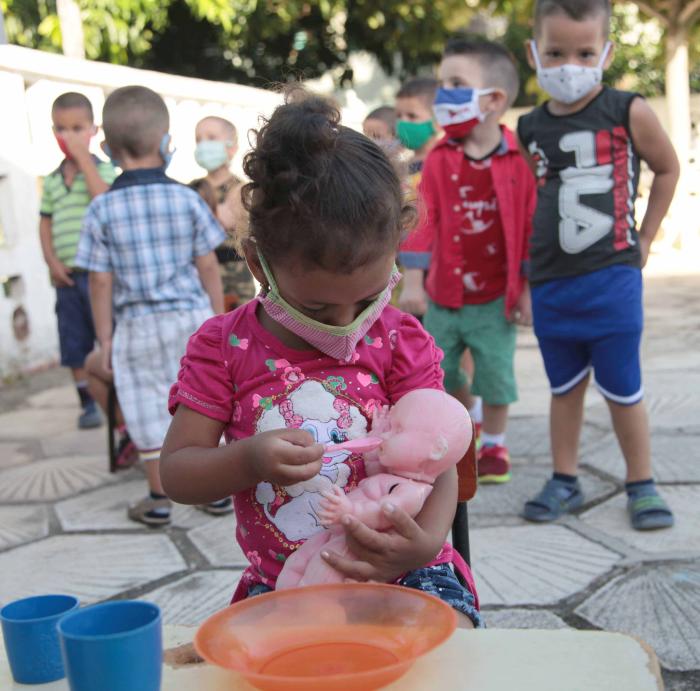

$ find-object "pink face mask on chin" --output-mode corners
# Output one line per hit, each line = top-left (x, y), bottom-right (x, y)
(257, 253), (402, 362)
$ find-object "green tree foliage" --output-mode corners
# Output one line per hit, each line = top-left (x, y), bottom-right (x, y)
(0, 0), (695, 101)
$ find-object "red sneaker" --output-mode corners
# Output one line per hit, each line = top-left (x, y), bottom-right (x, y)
(478, 444), (511, 484)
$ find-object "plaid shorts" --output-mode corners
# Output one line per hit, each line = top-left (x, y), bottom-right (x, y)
(113, 308), (212, 451)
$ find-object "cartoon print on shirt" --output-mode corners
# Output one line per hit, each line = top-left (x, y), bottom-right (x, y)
(463, 272), (486, 293)
(527, 140), (550, 184)
(459, 185), (497, 235)
(254, 379), (368, 542)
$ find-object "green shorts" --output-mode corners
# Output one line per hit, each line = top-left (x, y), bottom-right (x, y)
(424, 297), (517, 405)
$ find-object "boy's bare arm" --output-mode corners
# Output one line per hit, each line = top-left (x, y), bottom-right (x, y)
(195, 251), (225, 314)
(88, 271), (113, 371)
(39, 216), (74, 286)
(629, 98), (680, 267)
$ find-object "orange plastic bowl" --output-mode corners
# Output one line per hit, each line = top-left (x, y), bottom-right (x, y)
(194, 583), (457, 691)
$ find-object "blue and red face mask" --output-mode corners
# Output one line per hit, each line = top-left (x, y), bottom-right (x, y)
(433, 87), (494, 140)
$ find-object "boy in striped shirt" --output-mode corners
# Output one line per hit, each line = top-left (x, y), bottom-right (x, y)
(39, 92), (116, 429)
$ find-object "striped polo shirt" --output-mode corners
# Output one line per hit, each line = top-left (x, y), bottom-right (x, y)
(40, 158), (116, 266)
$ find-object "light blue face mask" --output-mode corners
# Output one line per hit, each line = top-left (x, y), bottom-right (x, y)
(159, 133), (174, 168)
(103, 133), (174, 169)
(195, 140), (231, 172)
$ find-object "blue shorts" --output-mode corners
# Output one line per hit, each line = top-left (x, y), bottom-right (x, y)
(55, 271), (96, 369)
(532, 265), (643, 405)
(248, 564), (484, 628)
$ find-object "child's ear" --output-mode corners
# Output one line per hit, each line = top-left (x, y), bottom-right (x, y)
(525, 39), (537, 70)
(242, 239), (266, 287)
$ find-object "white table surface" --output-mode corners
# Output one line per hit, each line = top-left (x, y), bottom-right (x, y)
(1, 624), (664, 690)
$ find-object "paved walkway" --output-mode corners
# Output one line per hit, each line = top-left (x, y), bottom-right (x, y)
(0, 270), (698, 689)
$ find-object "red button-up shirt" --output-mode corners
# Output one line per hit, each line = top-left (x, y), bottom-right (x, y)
(400, 126), (536, 317)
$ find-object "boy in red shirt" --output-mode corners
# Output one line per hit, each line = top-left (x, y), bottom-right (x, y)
(400, 38), (536, 483)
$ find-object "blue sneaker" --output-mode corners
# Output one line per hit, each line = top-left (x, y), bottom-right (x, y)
(78, 401), (102, 429)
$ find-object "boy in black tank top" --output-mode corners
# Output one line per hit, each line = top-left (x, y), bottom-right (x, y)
(517, 0), (678, 530)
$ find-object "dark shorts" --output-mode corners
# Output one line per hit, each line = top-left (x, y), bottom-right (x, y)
(55, 271), (96, 369)
(532, 265), (643, 404)
(248, 563), (484, 629)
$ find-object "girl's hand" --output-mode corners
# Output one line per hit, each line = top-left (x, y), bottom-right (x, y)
(320, 502), (442, 583)
(243, 429), (324, 486)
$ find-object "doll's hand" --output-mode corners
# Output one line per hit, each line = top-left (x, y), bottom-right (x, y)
(321, 502), (441, 583)
(243, 429), (324, 486)
(370, 404), (391, 436)
(318, 485), (353, 526)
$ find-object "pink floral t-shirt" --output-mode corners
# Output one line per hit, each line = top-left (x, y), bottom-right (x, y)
(169, 299), (446, 597)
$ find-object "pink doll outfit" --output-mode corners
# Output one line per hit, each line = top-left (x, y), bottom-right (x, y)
(169, 297), (478, 607)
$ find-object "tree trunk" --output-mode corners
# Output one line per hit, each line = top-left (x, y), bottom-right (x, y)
(57, 0), (85, 59)
(665, 21), (691, 165)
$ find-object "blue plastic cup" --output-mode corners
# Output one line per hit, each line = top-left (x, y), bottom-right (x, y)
(58, 600), (162, 691)
(0, 593), (80, 684)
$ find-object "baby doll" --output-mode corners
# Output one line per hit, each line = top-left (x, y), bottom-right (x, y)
(276, 388), (472, 589)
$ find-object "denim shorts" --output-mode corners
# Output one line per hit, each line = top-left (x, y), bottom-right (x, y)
(55, 271), (97, 368)
(248, 564), (483, 629)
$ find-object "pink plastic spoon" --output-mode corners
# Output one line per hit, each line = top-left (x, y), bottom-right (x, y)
(324, 436), (383, 454)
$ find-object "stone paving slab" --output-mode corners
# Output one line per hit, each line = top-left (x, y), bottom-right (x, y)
(470, 465), (617, 517)
(580, 486), (700, 556)
(506, 417), (607, 462)
(55, 479), (216, 532)
(26, 384), (77, 408)
(0, 455), (116, 503)
(0, 406), (86, 441)
(0, 534), (186, 603)
(0, 505), (49, 551)
(0, 442), (33, 470)
(483, 608), (570, 630)
(471, 524), (620, 606)
(581, 432), (700, 483)
(188, 515), (248, 567)
(575, 562), (700, 672)
(39, 426), (106, 459)
(585, 371), (700, 431)
(139, 570), (244, 626)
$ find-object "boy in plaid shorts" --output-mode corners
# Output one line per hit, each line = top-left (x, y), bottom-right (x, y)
(75, 86), (226, 526)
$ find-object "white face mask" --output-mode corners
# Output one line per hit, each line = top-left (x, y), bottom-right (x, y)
(531, 41), (611, 105)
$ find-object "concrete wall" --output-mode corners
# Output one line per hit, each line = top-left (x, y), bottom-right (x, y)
(0, 45), (283, 378)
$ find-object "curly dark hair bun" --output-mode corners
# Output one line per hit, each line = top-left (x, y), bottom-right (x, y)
(243, 88), (412, 273)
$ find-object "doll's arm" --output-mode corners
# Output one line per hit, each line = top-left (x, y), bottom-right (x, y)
(276, 530), (334, 590)
(318, 477), (431, 530)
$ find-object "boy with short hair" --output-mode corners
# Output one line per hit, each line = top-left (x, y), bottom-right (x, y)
(518, 0), (678, 529)
(400, 38), (536, 483)
(395, 77), (440, 180)
(362, 106), (397, 143)
(190, 115), (255, 310)
(75, 86), (226, 526)
(39, 92), (116, 429)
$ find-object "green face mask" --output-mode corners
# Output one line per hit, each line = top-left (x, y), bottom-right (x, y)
(396, 119), (436, 150)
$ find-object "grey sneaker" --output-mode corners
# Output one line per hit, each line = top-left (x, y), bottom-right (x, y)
(128, 496), (172, 526)
(78, 402), (103, 429)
